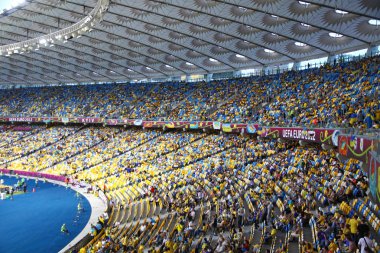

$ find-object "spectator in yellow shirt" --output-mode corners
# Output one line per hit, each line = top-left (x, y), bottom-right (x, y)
(348, 215), (360, 235)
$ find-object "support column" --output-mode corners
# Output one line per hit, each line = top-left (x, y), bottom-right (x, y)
(366, 44), (379, 57)
(262, 66), (269, 75)
(292, 62), (300, 71)
(233, 70), (241, 78)
(327, 54), (337, 65)
(206, 73), (213, 82)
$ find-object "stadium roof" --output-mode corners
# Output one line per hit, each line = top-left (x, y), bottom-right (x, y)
(0, 0), (379, 85)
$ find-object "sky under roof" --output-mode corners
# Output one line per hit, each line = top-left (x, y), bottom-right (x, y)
(0, 0), (25, 12)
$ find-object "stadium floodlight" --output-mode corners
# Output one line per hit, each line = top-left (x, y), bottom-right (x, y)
(329, 32), (343, 38)
(335, 9), (348, 15)
(39, 39), (47, 45)
(298, 1), (310, 6)
(369, 19), (380, 26)
(0, 0), (109, 58)
(295, 42), (306, 47)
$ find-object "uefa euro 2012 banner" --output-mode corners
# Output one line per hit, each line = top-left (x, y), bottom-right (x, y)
(256, 126), (340, 146)
(2, 117), (63, 123)
(0, 117), (104, 124)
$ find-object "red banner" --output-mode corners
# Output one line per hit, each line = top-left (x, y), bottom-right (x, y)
(0, 169), (66, 182)
(143, 121), (166, 128)
(368, 149), (380, 206)
(7, 117), (38, 122)
(222, 123), (248, 133)
(338, 135), (376, 163)
(106, 119), (119, 125)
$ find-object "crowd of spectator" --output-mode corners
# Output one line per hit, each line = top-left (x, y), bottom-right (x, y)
(0, 56), (378, 129)
(0, 126), (75, 164)
(0, 125), (378, 253)
(0, 55), (379, 253)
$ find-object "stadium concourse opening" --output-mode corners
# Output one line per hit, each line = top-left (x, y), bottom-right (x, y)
(0, 0), (24, 13)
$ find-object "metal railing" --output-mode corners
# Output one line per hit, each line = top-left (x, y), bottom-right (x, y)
(0, 0), (109, 56)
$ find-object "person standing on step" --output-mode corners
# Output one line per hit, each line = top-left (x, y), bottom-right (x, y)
(358, 231), (374, 253)
(10, 187), (14, 200)
(61, 223), (69, 234)
(238, 205), (245, 226)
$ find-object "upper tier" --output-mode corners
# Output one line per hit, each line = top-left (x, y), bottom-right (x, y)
(1, 0), (379, 85)
(0, 56), (379, 129)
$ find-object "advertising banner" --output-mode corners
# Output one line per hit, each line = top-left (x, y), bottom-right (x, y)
(338, 135), (376, 163)
(189, 122), (198, 129)
(143, 121), (166, 128)
(246, 124), (257, 134)
(258, 127), (339, 145)
(106, 119), (119, 125)
(165, 122), (186, 128)
(198, 121), (213, 129)
(222, 123), (247, 133)
(368, 150), (380, 207)
(0, 169), (66, 182)
(134, 119), (143, 126)
(213, 122), (221, 130)
(8, 117), (38, 122)
(76, 118), (103, 124)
